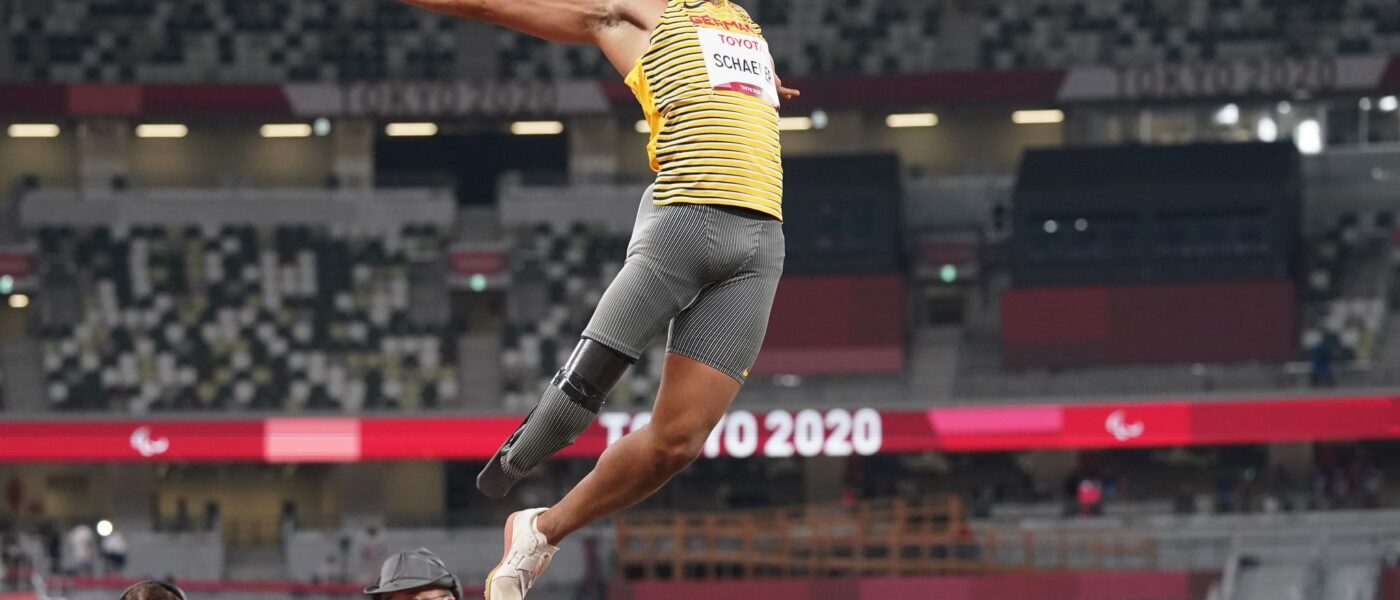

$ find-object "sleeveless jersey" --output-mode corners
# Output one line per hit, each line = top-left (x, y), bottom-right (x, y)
(625, 0), (784, 220)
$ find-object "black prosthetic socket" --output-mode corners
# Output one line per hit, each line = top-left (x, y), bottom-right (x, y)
(551, 338), (633, 412)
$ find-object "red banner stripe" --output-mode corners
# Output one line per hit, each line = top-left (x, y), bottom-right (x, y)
(0, 394), (1398, 462)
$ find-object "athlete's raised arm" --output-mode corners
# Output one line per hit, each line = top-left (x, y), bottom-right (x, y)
(397, 0), (633, 45)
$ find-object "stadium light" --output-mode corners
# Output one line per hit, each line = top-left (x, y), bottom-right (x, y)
(8, 294), (29, 309)
(96, 520), (113, 537)
(1213, 104), (1239, 126)
(136, 124), (188, 138)
(1295, 119), (1323, 155)
(778, 117), (812, 131)
(1360, 98), (1374, 111)
(260, 124), (313, 138)
(510, 121), (565, 136)
(885, 113), (939, 128)
(7, 124), (60, 138)
(0, 275), (12, 294)
(634, 120), (651, 134)
(1381, 96), (1399, 113)
(1012, 109), (1064, 125)
(1257, 117), (1279, 143)
(385, 122), (438, 137)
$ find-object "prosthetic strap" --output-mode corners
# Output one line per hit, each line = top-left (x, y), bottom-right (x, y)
(477, 338), (632, 498)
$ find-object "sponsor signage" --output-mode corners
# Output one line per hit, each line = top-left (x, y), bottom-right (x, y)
(0, 252), (32, 279)
(0, 394), (1398, 463)
(448, 247), (508, 278)
(1060, 55), (1386, 102)
(284, 80), (607, 117)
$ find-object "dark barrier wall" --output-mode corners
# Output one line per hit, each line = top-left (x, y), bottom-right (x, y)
(1010, 142), (1301, 287)
(753, 274), (905, 375)
(781, 154), (904, 275)
(1001, 280), (1296, 368)
(616, 571), (1219, 600)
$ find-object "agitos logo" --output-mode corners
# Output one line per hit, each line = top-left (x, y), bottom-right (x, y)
(129, 426), (171, 458)
(689, 15), (755, 33)
(1104, 410), (1145, 442)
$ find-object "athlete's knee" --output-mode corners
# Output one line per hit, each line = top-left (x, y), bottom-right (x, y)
(648, 420), (713, 472)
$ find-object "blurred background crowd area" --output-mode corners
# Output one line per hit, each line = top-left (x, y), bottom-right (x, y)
(2, 1), (1400, 599)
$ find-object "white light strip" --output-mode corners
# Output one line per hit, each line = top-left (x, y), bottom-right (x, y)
(510, 121), (565, 136)
(260, 124), (313, 138)
(136, 124), (189, 138)
(385, 122), (439, 137)
(7, 124), (60, 138)
(1012, 109), (1065, 125)
(886, 113), (939, 128)
(778, 117), (813, 131)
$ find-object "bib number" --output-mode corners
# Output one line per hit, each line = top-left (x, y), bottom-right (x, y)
(697, 28), (781, 108)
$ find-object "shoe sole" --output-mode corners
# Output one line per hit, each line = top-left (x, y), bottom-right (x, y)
(484, 511), (520, 600)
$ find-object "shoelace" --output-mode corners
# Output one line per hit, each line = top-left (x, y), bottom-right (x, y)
(506, 545), (553, 590)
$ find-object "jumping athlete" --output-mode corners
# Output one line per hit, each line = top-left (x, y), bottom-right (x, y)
(394, 0), (797, 597)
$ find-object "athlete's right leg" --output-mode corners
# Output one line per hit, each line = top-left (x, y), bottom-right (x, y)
(477, 189), (711, 499)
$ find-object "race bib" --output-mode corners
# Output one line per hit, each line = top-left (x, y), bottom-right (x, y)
(697, 28), (781, 108)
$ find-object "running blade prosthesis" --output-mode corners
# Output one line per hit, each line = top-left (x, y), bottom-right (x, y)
(477, 412), (532, 499)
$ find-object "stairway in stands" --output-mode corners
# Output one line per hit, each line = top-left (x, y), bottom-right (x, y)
(0, 338), (44, 412)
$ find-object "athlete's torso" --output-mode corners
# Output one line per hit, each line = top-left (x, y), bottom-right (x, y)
(626, 0), (784, 220)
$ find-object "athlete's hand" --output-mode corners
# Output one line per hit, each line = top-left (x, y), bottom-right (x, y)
(776, 75), (801, 101)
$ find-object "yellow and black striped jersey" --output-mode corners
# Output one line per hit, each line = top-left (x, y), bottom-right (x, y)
(626, 0), (784, 220)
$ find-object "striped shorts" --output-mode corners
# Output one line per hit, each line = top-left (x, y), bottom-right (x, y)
(583, 185), (785, 383)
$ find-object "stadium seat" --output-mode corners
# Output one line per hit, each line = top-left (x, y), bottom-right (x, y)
(36, 223), (458, 413)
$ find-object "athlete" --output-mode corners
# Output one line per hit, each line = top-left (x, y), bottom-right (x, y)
(395, 0), (797, 597)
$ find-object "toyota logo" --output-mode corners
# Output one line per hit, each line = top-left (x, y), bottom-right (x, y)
(129, 426), (171, 458)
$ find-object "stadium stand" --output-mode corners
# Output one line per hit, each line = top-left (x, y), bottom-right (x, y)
(1299, 211), (1396, 363)
(34, 223), (457, 412)
(980, 0), (1400, 69)
(0, 0), (948, 82)
(18, 0), (1400, 82)
(1, 0), (466, 82)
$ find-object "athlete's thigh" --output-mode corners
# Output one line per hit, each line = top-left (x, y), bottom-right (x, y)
(667, 221), (784, 383)
(648, 352), (742, 446)
(584, 196), (715, 358)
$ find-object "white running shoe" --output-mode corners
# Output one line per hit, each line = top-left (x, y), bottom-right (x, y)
(484, 508), (558, 599)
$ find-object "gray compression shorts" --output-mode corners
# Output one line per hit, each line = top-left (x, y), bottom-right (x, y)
(582, 185), (785, 383)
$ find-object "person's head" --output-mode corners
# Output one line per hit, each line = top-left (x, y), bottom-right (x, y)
(120, 581), (186, 600)
(363, 548), (461, 600)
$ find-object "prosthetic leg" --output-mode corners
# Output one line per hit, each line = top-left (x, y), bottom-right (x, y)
(477, 338), (633, 498)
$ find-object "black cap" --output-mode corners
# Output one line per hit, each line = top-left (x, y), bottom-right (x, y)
(363, 548), (462, 600)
